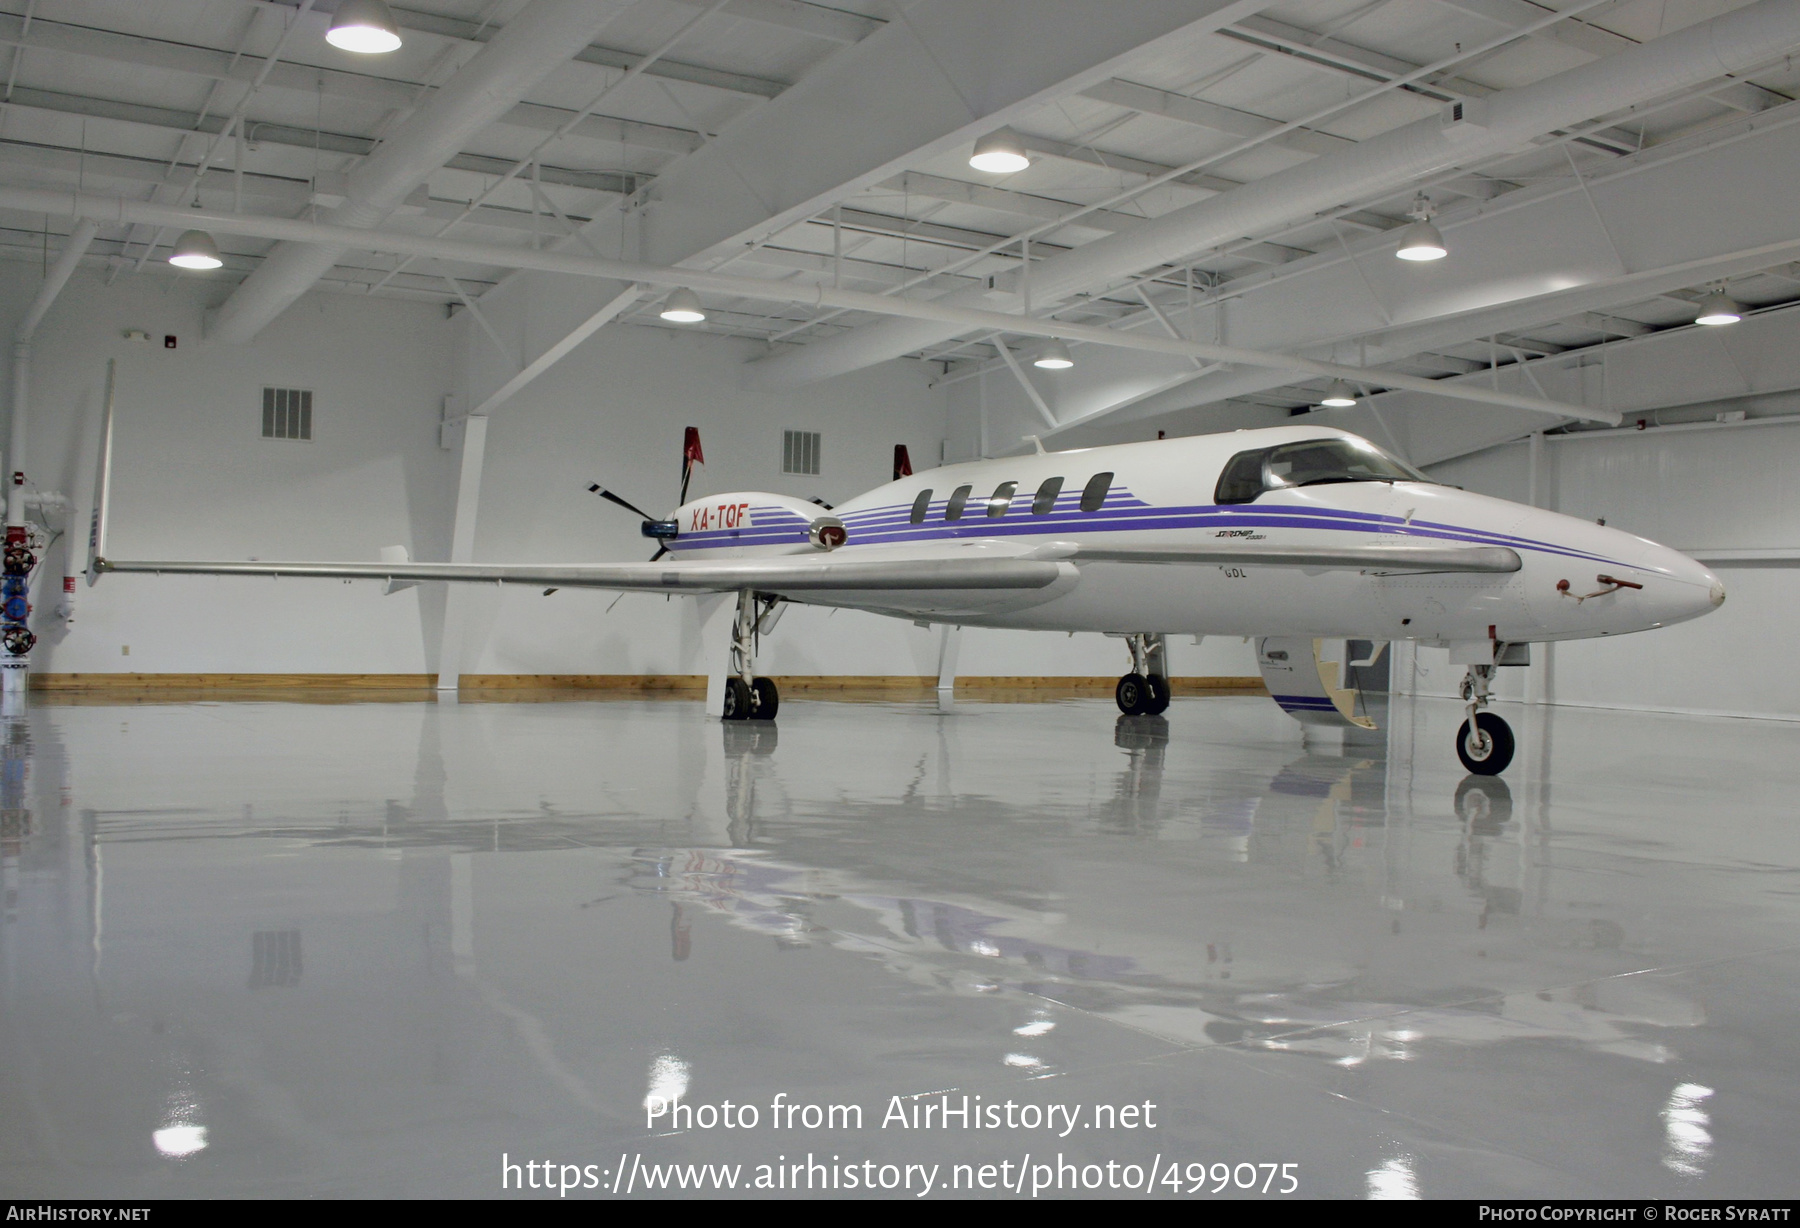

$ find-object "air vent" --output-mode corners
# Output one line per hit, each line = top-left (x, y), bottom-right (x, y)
(262, 387), (313, 441)
(782, 429), (820, 476)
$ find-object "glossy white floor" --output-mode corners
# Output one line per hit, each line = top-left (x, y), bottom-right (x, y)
(1, 690), (1796, 1200)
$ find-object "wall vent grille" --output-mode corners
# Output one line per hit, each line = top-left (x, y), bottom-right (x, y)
(262, 387), (313, 441)
(782, 429), (821, 476)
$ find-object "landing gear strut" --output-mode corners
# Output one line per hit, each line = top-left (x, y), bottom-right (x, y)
(721, 590), (780, 721)
(1456, 654), (1515, 775)
(1115, 633), (1170, 716)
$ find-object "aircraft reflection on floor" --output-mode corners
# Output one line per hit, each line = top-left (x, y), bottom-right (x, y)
(633, 712), (1703, 1070)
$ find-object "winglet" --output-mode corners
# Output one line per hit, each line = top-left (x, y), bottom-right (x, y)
(85, 358), (116, 587)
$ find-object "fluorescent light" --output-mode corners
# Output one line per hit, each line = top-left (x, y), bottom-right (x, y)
(1033, 339), (1073, 369)
(969, 130), (1030, 175)
(659, 288), (706, 323)
(1320, 379), (1357, 407)
(1395, 218), (1447, 261)
(1694, 290), (1741, 326)
(168, 230), (224, 270)
(327, 0), (403, 54)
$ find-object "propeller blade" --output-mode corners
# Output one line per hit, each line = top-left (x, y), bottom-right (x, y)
(649, 546), (669, 562)
(588, 483), (657, 521)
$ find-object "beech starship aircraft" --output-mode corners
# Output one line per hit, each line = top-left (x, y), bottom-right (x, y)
(87, 405), (1724, 775)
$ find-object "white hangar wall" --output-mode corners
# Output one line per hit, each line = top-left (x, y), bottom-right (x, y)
(1416, 420), (1800, 719)
(0, 263), (460, 676)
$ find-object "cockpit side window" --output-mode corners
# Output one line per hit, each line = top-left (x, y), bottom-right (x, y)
(1216, 438), (1431, 504)
(909, 489), (933, 524)
(1031, 476), (1063, 515)
(1215, 449), (1267, 504)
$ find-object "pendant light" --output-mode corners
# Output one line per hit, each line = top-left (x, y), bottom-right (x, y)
(969, 130), (1030, 175)
(327, 0), (403, 54)
(1033, 339), (1074, 369)
(659, 288), (706, 323)
(1395, 194), (1447, 262)
(1693, 288), (1742, 326)
(1319, 379), (1357, 408)
(169, 229), (224, 270)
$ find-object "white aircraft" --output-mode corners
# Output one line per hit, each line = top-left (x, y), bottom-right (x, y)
(86, 410), (1724, 775)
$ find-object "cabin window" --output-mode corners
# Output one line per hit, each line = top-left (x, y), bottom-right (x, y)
(945, 485), (972, 521)
(987, 481), (1017, 518)
(909, 489), (933, 523)
(1031, 476), (1063, 515)
(1080, 471), (1113, 513)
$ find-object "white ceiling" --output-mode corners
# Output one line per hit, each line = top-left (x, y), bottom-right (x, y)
(1, 0), (1796, 429)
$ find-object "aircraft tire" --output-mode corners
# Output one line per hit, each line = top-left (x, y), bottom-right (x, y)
(722, 676), (752, 721)
(1455, 712), (1515, 775)
(1115, 673), (1151, 716)
(1144, 675), (1171, 715)
(750, 676), (779, 720)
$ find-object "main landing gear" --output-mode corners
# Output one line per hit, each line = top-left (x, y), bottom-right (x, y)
(1114, 633), (1171, 716)
(721, 590), (780, 721)
(1456, 654), (1515, 775)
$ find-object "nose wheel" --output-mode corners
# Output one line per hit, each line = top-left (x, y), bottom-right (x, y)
(1455, 657), (1514, 774)
(1114, 633), (1171, 715)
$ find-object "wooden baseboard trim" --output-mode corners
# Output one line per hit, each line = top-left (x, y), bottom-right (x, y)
(32, 673), (437, 691)
(30, 672), (1267, 697)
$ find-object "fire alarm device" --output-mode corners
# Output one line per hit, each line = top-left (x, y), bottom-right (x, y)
(164, 335), (177, 349)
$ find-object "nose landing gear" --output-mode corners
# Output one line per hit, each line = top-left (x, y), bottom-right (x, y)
(1114, 633), (1171, 716)
(721, 590), (780, 721)
(1456, 656), (1515, 775)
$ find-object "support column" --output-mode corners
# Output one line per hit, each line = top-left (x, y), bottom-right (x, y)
(935, 624), (962, 711)
(436, 415), (489, 692)
(1525, 431), (1553, 707)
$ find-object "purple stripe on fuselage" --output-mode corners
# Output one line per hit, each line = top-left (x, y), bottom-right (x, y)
(665, 487), (1629, 569)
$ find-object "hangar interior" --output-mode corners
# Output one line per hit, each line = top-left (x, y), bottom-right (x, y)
(2, 0), (1799, 1200)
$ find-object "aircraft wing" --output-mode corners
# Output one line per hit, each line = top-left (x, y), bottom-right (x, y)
(1055, 542), (1522, 574)
(91, 554), (1066, 593)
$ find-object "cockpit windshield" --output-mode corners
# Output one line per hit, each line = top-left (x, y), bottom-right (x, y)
(1215, 437), (1432, 504)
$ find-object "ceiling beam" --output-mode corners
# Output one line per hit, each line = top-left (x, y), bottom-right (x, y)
(0, 90), (645, 194)
(1079, 77), (1353, 157)
(257, 0), (880, 49)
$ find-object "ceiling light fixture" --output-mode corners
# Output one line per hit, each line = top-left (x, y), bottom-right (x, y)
(168, 229), (224, 270)
(327, 0), (403, 54)
(1319, 379), (1358, 408)
(969, 129), (1030, 175)
(1395, 194), (1447, 262)
(1033, 339), (1074, 369)
(659, 288), (706, 324)
(1694, 288), (1742, 326)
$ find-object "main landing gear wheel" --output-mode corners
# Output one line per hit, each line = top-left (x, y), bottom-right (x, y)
(1144, 674), (1171, 715)
(722, 676), (753, 720)
(1115, 673), (1152, 715)
(750, 676), (779, 720)
(720, 590), (782, 722)
(1456, 711), (1515, 776)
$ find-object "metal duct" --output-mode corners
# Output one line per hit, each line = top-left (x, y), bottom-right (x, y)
(745, 0), (1800, 389)
(206, 0), (638, 344)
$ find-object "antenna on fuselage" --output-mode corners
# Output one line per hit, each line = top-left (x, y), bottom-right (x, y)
(1022, 434), (1046, 454)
